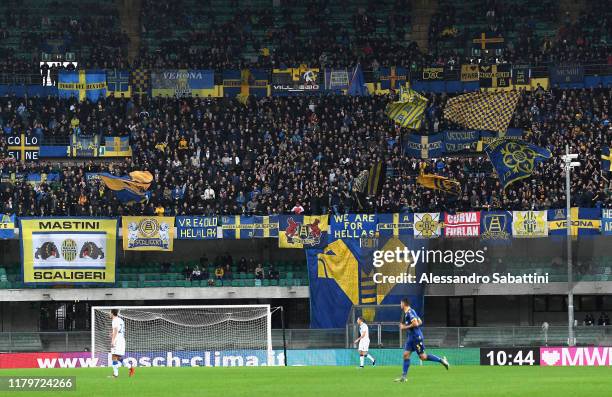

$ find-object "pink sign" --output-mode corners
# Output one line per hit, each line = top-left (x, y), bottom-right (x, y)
(0, 352), (97, 369)
(540, 347), (612, 366)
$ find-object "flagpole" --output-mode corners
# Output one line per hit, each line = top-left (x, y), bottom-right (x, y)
(566, 146), (574, 347)
(563, 145), (579, 347)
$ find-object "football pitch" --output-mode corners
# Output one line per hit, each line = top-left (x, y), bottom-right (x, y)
(0, 366), (611, 397)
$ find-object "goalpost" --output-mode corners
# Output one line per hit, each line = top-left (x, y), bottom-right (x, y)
(91, 305), (276, 367)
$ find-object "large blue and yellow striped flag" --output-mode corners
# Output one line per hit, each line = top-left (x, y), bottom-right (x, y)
(100, 171), (153, 203)
(444, 91), (520, 133)
(221, 216), (279, 239)
(58, 70), (107, 102)
(385, 88), (427, 129)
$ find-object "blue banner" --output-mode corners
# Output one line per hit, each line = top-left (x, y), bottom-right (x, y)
(58, 70), (107, 102)
(480, 211), (512, 240)
(404, 133), (444, 159)
(549, 64), (584, 84)
(39, 145), (68, 158)
(151, 70), (214, 97)
(307, 235), (424, 328)
(324, 68), (349, 92)
(603, 209), (612, 235)
(328, 214), (378, 241)
(271, 67), (320, 96)
(221, 215), (279, 239)
(0, 214), (15, 239)
(222, 70), (241, 98)
(443, 130), (481, 153)
(176, 216), (220, 239)
(376, 213), (413, 237)
(25, 173), (60, 186)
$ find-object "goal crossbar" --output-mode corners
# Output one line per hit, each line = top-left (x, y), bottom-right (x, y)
(91, 305), (274, 366)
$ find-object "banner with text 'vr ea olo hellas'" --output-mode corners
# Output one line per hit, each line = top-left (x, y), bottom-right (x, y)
(122, 216), (175, 251)
(20, 218), (118, 285)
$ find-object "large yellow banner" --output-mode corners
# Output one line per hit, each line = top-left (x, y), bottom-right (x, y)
(20, 218), (118, 284)
(122, 216), (175, 251)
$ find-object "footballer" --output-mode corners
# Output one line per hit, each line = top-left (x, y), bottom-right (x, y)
(396, 298), (448, 382)
(110, 309), (135, 378)
(353, 316), (376, 368)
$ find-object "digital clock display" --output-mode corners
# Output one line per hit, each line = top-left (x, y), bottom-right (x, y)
(480, 348), (540, 366)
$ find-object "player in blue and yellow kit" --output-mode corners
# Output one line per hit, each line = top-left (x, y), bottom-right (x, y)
(396, 298), (449, 382)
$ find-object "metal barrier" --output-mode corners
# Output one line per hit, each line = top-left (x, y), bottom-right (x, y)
(1, 326), (612, 353)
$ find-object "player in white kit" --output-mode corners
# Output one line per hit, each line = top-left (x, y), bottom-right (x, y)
(354, 317), (376, 368)
(110, 309), (135, 378)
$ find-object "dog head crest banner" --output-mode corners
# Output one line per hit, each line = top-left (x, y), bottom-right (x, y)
(20, 218), (118, 285)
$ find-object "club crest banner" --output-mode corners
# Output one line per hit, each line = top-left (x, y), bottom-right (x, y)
(122, 216), (175, 251)
(512, 211), (548, 238)
(480, 211), (512, 240)
(278, 215), (328, 248)
(413, 213), (442, 238)
(20, 218), (117, 284)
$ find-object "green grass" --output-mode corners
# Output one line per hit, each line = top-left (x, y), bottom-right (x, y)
(0, 366), (611, 397)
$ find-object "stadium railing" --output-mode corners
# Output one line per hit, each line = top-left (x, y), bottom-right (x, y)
(1, 326), (611, 353)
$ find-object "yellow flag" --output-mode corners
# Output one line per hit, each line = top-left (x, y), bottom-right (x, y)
(416, 173), (461, 196)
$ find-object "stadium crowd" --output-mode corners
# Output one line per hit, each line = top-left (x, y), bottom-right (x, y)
(0, 85), (609, 217)
(0, 0), (606, 76)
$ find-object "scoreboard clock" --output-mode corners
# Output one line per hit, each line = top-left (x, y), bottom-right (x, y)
(480, 348), (540, 366)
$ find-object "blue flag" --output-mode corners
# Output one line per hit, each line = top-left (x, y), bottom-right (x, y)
(100, 171), (153, 204)
(404, 133), (445, 159)
(485, 139), (551, 189)
(348, 64), (368, 96)
(58, 70), (107, 102)
(602, 146), (612, 172)
(379, 67), (407, 90)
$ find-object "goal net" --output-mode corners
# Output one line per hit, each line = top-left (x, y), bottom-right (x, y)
(91, 305), (275, 367)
